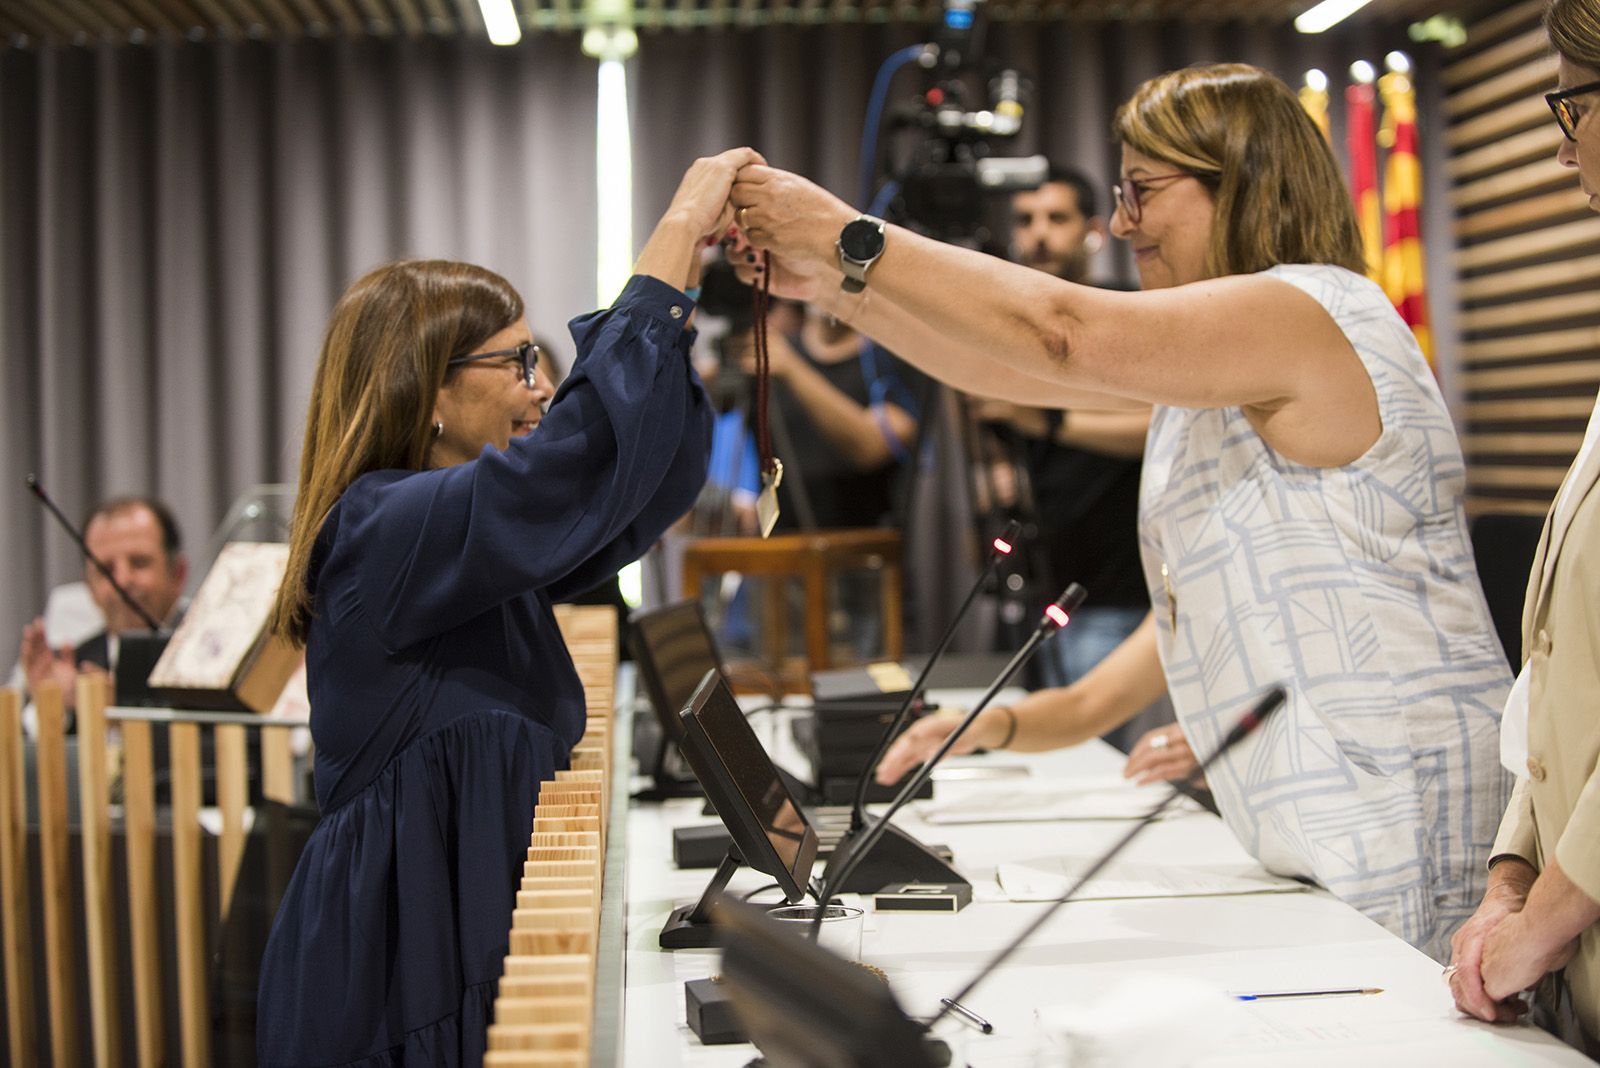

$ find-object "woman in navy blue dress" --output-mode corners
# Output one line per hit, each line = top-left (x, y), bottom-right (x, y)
(257, 148), (760, 1066)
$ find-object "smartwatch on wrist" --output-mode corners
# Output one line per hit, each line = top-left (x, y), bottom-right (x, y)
(837, 215), (887, 294)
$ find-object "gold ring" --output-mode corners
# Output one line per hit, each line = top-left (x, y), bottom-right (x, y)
(1442, 964), (1459, 983)
(736, 206), (750, 230)
(1150, 733), (1171, 751)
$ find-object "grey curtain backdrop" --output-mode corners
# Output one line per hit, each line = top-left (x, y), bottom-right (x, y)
(0, 34), (598, 656)
(0, 18), (1448, 658)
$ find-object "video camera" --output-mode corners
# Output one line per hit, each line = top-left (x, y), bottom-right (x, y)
(875, 0), (1046, 243)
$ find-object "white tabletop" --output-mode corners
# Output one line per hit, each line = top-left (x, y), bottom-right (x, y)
(620, 698), (1593, 1067)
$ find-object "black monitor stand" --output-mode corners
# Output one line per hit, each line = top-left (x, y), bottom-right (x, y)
(659, 847), (745, 949)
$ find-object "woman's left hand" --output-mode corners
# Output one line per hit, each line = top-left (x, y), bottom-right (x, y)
(1123, 725), (1199, 786)
(730, 165), (856, 269)
(1480, 907), (1580, 1002)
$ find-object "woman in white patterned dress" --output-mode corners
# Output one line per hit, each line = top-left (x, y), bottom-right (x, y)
(731, 63), (1511, 961)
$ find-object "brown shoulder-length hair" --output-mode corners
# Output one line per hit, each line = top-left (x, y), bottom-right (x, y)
(1113, 63), (1366, 279)
(270, 259), (524, 645)
(1547, 0), (1600, 68)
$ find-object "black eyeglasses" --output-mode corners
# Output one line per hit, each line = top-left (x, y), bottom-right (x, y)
(1111, 172), (1194, 225)
(1547, 80), (1600, 141)
(447, 340), (542, 388)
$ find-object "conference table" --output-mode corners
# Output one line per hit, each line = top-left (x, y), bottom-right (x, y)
(613, 687), (1594, 1067)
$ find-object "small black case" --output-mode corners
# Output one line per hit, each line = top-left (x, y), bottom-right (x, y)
(685, 977), (747, 1044)
(672, 824), (733, 868)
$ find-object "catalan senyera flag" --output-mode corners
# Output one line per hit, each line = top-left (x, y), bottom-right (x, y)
(1378, 68), (1434, 369)
(1299, 81), (1330, 142)
(1345, 80), (1382, 281)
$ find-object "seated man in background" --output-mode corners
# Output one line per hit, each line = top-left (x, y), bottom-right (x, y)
(17, 495), (187, 725)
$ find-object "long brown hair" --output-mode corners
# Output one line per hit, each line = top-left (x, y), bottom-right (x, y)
(1113, 63), (1366, 278)
(1548, 0), (1600, 68)
(270, 260), (524, 645)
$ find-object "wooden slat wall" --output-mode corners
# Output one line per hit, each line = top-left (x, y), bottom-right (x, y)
(1450, 0), (1600, 517)
(485, 604), (618, 1067)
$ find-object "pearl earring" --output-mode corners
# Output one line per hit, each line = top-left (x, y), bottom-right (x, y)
(433, 421), (444, 438)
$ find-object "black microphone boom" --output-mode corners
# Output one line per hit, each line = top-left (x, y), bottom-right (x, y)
(849, 518), (1021, 831)
(815, 582), (1088, 926)
(25, 475), (163, 632)
(927, 686), (1288, 1025)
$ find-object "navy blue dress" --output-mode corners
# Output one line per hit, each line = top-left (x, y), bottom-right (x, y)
(257, 277), (711, 1066)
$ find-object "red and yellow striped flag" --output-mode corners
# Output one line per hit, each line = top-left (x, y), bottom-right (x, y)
(1379, 66), (1434, 368)
(1345, 78), (1383, 281)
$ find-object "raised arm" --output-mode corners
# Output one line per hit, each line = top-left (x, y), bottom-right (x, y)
(732, 165), (1380, 466)
(735, 243), (1139, 410)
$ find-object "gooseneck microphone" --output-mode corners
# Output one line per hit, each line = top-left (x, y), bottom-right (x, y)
(25, 474), (163, 631)
(848, 518), (1022, 833)
(926, 686), (1288, 1026)
(814, 582), (1088, 935)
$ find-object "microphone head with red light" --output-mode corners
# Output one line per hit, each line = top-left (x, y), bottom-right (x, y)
(990, 519), (1022, 559)
(1042, 582), (1088, 630)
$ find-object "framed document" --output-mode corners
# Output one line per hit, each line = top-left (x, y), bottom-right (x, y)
(148, 542), (301, 713)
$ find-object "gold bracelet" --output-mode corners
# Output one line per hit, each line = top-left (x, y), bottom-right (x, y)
(994, 705), (1018, 749)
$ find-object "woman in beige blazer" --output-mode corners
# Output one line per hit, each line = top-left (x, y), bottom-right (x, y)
(1448, 0), (1600, 1051)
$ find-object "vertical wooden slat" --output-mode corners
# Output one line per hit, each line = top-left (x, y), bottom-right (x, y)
(882, 560), (904, 660)
(804, 562), (829, 671)
(261, 726), (296, 803)
(121, 718), (166, 1064)
(35, 683), (80, 1068)
(0, 689), (39, 1066)
(215, 723), (249, 914)
(76, 674), (121, 1067)
(169, 721), (211, 1068)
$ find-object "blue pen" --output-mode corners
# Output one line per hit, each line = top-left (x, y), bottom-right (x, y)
(1233, 987), (1382, 1002)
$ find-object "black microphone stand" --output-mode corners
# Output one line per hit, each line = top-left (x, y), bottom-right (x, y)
(815, 521), (1021, 894)
(26, 474), (163, 631)
(848, 518), (1021, 834)
(925, 686), (1288, 1026)
(814, 583), (1088, 935)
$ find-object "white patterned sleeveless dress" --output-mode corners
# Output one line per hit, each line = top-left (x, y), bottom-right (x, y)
(1138, 264), (1512, 962)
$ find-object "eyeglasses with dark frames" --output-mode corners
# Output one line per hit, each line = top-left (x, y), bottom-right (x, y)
(1547, 80), (1600, 141)
(447, 340), (542, 388)
(1111, 173), (1194, 225)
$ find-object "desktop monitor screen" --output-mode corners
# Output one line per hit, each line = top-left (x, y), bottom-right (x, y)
(629, 600), (725, 746)
(680, 670), (818, 902)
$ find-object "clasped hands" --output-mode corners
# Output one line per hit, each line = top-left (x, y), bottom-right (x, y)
(1448, 856), (1587, 1025)
(657, 149), (856, 301)
(721, 160), (862, 302)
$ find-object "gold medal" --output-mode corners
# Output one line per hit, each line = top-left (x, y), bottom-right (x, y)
(756, 458), (783, 538)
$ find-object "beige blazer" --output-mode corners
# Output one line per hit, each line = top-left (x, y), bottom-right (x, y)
(1492, 441), (1600, 1040)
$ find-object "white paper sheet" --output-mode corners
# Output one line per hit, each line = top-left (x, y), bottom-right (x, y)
(997, 855), (1307, 902)
(918, 774), (1203, 824)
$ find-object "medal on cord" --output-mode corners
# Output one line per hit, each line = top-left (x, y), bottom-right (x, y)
(752, 251), (784, 537)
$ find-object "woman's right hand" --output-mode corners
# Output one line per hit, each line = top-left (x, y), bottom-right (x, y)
(876, 710), (984, 785)
(1448, 859), (1537, 1023)
(665, 147), (768, 242)
(726, 239), (824, 304)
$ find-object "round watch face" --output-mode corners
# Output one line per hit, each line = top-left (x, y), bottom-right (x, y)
(839, 219), (885, 263)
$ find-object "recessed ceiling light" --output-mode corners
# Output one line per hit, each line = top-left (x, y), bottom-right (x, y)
(1294, 0), (1376, 34)
(477, 0), (523, 45)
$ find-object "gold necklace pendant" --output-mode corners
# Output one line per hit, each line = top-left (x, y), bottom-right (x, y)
(756, 458), (784, 538)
